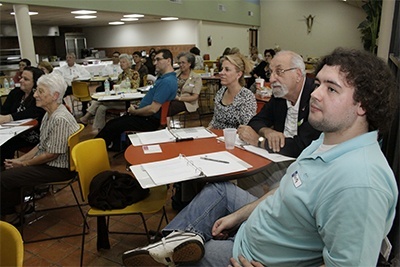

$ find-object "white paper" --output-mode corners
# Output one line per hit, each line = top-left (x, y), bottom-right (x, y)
(170, 127), (217, 139)
(0, 126), (32, 146)
(136, 129), (175, 146)
(142, 145), (162, 154)
(130, 151), (251, 188)
(242, 145), (295, 162)
(2, 118), (34, 126)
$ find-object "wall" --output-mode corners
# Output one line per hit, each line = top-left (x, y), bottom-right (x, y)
(83, 19), (250, 60)
(259, 0), (365, 58)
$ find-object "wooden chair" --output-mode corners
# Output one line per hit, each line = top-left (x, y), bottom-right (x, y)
(20, 124), (87, 243)
(0, 221), (24, 267)
(71, 138), (169, 266)
(71, 81), (91, 116)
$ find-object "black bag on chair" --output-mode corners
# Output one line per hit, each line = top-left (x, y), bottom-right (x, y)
(88, 170), (149, 211)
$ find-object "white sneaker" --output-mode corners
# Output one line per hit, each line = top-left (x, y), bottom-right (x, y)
(122, 231), (204, 266)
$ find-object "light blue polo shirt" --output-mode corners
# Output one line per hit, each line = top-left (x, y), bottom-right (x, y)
(233, 131), (397, 266)
(139, 71), (177, 119)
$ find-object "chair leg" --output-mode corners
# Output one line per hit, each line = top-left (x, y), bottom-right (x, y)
(80, 215), (88, 267)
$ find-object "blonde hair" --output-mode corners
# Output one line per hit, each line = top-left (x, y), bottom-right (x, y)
(222, 53), (252, 87)
(37, 61), (53, 73)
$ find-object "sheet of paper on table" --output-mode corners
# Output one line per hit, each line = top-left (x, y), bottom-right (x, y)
(129, 127), (217, 146)
(130, 151), (252, 188)
(217, 136), (295, 162)
(2, 118), (34, 126)
(0, 126), (32, 146)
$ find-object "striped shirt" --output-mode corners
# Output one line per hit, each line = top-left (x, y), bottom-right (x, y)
(36, 105), (79, 168)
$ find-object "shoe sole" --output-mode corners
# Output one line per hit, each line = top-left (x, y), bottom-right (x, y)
(122, 239), (204, 266)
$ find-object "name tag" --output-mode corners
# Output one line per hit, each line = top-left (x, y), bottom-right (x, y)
(291, 171), (302, 188)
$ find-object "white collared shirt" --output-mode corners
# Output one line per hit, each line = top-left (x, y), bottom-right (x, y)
(283, 79), (305, 137)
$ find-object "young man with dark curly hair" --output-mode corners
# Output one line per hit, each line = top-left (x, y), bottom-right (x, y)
(122, 48), (398, 267)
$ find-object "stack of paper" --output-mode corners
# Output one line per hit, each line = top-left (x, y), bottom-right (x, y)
(130, 151), (252, 188)
(129, 127), (217, 146)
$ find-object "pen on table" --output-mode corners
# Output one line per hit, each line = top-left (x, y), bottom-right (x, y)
(176, 137), (194, 142)
(200, 157), (229, 164)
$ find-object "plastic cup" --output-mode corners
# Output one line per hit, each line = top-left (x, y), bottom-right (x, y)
(210, 68), (214, 76)
(223, 128), (237, 150)
(255, 78), (264, 89)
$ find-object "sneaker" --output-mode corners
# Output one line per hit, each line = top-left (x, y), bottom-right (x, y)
(122, 231), (204, 266)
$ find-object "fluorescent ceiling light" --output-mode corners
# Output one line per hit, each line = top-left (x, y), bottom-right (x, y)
(75, 15), (97, 19)
(121, 18), (139, 21)
(161, 17), (179, 21)
(109, 21), (125, 25)
(71, 10), (97, 15)
(124, 14), (144, 18)
(11, 11), (38, 16)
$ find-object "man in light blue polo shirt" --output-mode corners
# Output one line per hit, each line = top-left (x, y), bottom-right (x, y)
(122, 48), (398, 267)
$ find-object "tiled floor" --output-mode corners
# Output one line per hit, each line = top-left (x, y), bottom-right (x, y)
(20, 114), (210, 266)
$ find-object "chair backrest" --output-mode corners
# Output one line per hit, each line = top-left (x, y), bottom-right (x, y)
(71, 138), (111, 201)
(67, 123), (85, 171)
(160, 100), (170, 128)
(0, 221), (24, 267)
(71, 81), (90, 99)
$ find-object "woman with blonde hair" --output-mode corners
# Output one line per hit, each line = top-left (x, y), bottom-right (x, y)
(208, 53), (256, 129)
(37, 61), (54, 74)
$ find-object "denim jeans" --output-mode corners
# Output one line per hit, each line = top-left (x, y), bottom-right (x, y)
(163, 182), (258, 266)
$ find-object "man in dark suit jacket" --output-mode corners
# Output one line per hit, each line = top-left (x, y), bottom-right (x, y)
(237, 50), (321, 197)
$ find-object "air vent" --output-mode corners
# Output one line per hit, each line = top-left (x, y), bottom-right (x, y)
(218, 4), (226, 12)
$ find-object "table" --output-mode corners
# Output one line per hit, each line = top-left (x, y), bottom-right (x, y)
(0, 119), (38, 146)
(124, 129), (271, 183)
(91, 91), (145, 109)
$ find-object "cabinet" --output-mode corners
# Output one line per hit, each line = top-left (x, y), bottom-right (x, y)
(0, 48), (21, 66)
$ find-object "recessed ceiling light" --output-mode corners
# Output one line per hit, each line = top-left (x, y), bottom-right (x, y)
(75, 15), (97, 19)
(121, 18), (139, 21)
(71, 10), (97, 15)
(123, 14), (144, 18)
(0, 3), (3, 6)
(11, 11), (38, 16)
(109, 21), (125, 25)
(161, 17), (179, 21)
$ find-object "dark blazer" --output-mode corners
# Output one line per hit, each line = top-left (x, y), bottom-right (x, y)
(248, 77), (321, 158)
(1, 87), (45, 122)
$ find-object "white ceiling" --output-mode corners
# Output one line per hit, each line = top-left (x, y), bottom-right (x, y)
(0, 4), (166, 27)
(0, 1), (363, 28)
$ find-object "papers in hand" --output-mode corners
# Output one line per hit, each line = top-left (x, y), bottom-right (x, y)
(130, 151), (252, 188)
(129, 127), (217, 146)
(217, 136), (295, 162)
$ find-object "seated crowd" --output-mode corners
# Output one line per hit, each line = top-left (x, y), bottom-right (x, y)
(0, 46), (398, 267)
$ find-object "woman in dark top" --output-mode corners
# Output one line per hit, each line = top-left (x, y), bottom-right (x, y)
(0, 66), (45, 164)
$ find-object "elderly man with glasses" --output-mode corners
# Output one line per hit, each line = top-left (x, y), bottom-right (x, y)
(236, 50), (321, 197)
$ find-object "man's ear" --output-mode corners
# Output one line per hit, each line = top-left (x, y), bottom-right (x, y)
(357, 103), (367, 116)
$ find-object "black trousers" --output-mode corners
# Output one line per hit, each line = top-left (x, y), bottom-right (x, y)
(96, 114), (160, 146)
(0, 164), (75, 215)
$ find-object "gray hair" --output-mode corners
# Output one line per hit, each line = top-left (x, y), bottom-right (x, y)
(67, 52), (76, 58)
(276, 50), (306, 76)
(119, 53), (132, 65)
(177, 52), (196, 69)
(37, 72), (67, 104)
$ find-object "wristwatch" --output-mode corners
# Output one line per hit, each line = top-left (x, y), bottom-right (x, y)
(257, 136), (265, 148)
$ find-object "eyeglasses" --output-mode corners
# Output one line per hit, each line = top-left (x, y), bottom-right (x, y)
(178, 61), (188, 65)
(270, 67), (297, 77)
(154, 57), (165, 62)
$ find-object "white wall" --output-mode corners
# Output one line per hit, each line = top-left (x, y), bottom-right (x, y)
(83, 20), (199, 48)
(199, 21), (251, 60)
(259, 0), (365, 58)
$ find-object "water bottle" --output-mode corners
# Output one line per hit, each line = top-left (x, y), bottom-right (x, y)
(104, 79), (110, 95)
(205, 65), (209, 73)
(125, 77), (131, 92)
(9, 79), (15, 90)
(3, 78), (10, 93)
(113, 67), (117, 77)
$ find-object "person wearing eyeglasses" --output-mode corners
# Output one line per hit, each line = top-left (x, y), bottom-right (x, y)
(237, 50), (320, 197)
(102, 51), (123, 78)
(1, 67), (46, 166)
(12, 58), (31, 84)
(95, 49), (177, 150)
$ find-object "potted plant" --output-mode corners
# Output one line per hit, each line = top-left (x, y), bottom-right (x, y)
(358, 0), (382, 54)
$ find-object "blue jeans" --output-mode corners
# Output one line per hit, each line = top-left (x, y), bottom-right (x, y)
(163, 182), (258, 266)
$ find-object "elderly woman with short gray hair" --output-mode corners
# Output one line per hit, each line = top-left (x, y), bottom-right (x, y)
(169, 52), (202, 116)
(1, 72), (79, 226)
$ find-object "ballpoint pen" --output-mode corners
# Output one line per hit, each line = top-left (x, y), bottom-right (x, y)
(200, 156), (229, 164)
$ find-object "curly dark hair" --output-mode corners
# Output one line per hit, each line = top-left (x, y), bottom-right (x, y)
(314, 48), (398, 133)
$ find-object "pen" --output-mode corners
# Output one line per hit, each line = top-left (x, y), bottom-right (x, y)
(176, 137), (194, 142)
(200, 157), (229, 164)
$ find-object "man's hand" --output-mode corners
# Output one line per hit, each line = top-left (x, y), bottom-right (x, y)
(237, 125), (259, 146)
(127, 104), (138, 114)
(260, 128), (285, 152)
(229, 255), (264, 267)
(212, 213), (242, 240)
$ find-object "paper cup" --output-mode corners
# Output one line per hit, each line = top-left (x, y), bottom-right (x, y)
(223, 128), (237, 150)
(255, 78), (264, 89)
